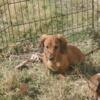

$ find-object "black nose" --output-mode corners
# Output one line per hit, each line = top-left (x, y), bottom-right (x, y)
(49, 56), (54, 61)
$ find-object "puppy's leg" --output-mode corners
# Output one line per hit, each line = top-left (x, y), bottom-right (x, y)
(57, 74), (65, 80)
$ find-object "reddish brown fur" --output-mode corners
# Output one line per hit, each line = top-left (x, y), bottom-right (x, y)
(89, 73), (100, 99)
(39, 34), (85, 74)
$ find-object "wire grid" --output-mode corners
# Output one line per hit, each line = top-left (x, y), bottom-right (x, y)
(0, 0), (100, 49)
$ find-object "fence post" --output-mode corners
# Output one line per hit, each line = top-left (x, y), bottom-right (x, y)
(92, 0), (95, 32)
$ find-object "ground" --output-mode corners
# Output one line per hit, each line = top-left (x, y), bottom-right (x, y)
(0, 32), (100, 100)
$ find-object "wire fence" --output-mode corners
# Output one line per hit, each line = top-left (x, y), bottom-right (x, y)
(0, 0), (100, 50)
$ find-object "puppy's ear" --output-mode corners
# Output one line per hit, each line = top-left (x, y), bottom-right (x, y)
(57, 34), (67, 53)
(39, 34), (48, 53)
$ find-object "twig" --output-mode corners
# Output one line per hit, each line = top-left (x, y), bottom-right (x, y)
(15, 53), (42, 70)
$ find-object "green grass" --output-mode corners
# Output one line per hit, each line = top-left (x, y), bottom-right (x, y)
(0, 0), (97, 48)
(0, 48), (100, 100)
(0, 60), (90, 100)
(0, 31), (100, 100)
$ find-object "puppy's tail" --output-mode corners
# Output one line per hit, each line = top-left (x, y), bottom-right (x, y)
(85, 47), (100, 56)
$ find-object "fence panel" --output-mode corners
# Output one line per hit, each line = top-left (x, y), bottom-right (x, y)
(0, 0), (100, 49)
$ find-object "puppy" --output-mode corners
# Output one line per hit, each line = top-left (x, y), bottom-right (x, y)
(89, 73), (100, 100)
(39, 34), (85, 74)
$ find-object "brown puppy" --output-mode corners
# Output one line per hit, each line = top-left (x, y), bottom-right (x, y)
(89, 73), (100, 100)
(39, 34), (85, 74)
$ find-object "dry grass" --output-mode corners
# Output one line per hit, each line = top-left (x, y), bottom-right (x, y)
(0, 32), (100, 100)
(0, 59), (90, 100)
(1, 0), (99, 48)
(0, 52), (99, 100)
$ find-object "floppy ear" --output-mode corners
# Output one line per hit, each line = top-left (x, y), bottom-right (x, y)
(57, 34), (67, 53)
(39, 34), (48, 53)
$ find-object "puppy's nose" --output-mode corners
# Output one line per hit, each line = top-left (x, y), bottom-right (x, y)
(49, 56), (54, 61)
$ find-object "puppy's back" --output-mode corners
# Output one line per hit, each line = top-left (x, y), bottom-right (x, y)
(67, 45), (85, 64)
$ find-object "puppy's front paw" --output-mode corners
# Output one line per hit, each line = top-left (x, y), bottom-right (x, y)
(57, 74), (65, 80)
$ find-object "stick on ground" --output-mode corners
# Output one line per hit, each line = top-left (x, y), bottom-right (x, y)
(15, 53), (42, 70)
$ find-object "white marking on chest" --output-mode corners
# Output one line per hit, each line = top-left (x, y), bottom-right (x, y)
(98, 97), (100, 100)
(47, 60), (53, 67)
(96, 73), (100, 76)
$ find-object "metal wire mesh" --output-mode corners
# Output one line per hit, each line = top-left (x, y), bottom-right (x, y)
(0, 0), (100, 49)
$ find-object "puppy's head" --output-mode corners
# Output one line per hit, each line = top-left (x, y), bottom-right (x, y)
(39, 34), (67, 61)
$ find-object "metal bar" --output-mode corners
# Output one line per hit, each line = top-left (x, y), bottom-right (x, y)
(64, 23), (92, 36)
(19, 0), (26, 34)
(97, 0), (99, 31)
(25, 0), (32, 40)
(0, 0), (95, 49)
(31, 0), (38, 37)
(14, 23), (92, 42)
(0, 26), (10, 33)
(76, 0), (79, 32)
(0, 3), (7, 8)
(0, 0), (27, 8)
(0, 7), (91, 27)
(8, 0), (29, 5)
(71, 0), (74, 34)
(92, 0), (94, 30)
(54, 0), (58, 33)
(65, 0), (69, 33)
(6, 0), (15, 41)
(86, 0), (89, 32)
(37, 0), (42, 33)
(81, 0), (84, 31)
(59, 0), (64, 33)
(43, 0), (48, 33)
(48, 0), (53, 34)
(0, 8), (8, 47)
(2, 0), (12, 43)
(13, 0), (20, 40)
(0, 7), (91, 23)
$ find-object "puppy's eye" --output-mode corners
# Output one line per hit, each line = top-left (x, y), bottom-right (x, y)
(54, 46), (58, 49)
(46, 46), (49, 49)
